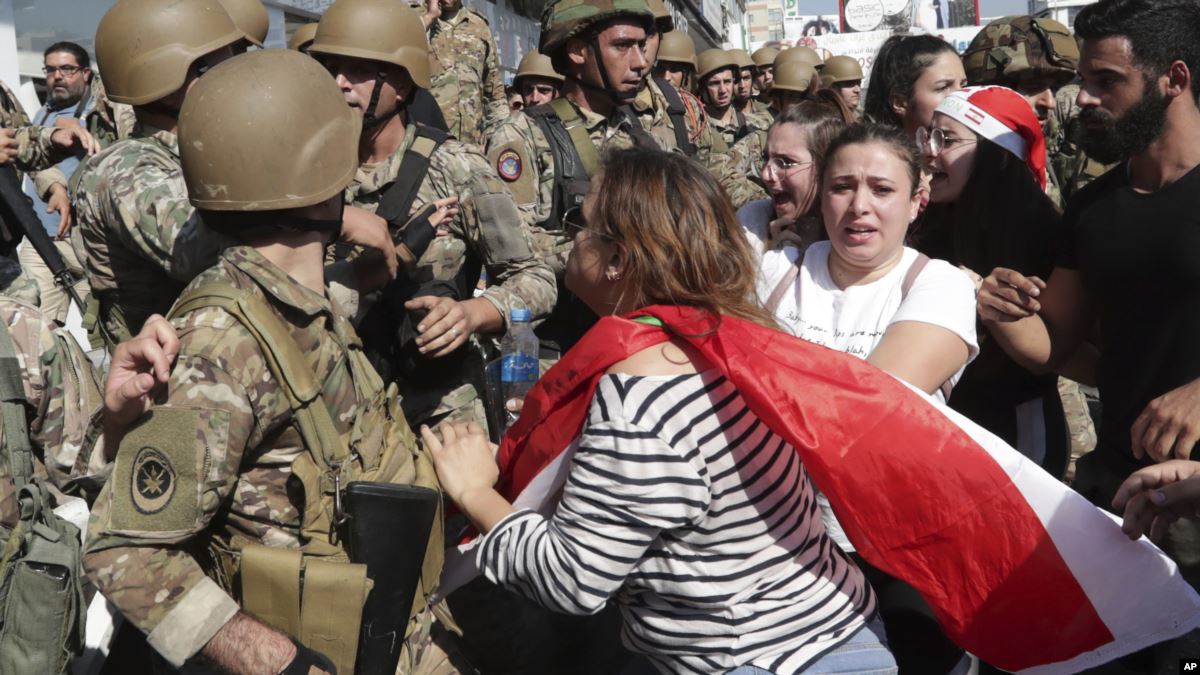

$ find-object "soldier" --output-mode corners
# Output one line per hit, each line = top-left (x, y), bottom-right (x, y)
(310, 0), (556, 431)
(777, 44), (824, 72)
(216, 0), (269, 51)
(697, 49), (751, 147)
(426, 0), (508, 146)
(752, 45), (779, 99)
(83, 49), (445, 675)
(288, 22), (319, 53)
(729, 48), (775, 130)
(823, 54), (864, 113)
(643, 0), (674, 66)
(654, 31), (697, 92)
(512, 52), (563, 109)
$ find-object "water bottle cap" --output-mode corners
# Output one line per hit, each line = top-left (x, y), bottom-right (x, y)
(510, 308), (532, 322)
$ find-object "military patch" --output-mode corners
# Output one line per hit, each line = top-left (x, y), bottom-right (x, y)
(497, 149), (522, 182)
(131, 447), (176, 514)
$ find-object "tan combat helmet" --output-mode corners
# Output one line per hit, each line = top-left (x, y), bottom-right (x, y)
(776, 45), (824, 71)
(752, 46), (779, 69)
(217, 0), (269, 47)
(539, 0), (654, 57)
(309, 0), (432, 89)
(179, 49), (359, 212)
(962, 15), (1079, 87)
(770, 60), (817, 94)
(697, 48), (738, 83)
(95, 0), (243, 106)
(515, 51), (565, 85)
(657, 31), (697, 69)
(822, 55), (863, 86)
(645, 0), (673, 34)
(728, 48), (755, 72)
(288, 22), (319, 53)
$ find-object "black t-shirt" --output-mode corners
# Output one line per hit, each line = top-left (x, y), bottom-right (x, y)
(1058, 162), (1200, 471)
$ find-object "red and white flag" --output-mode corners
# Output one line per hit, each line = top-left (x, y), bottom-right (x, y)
(442, 306), (1200, 674)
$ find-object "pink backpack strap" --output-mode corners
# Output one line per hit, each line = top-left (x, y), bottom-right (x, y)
(765, 262), (801, 314)
(898, 252), (955, 401)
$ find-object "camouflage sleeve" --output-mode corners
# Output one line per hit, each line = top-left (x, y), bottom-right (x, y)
(722, 133), (770, 207)
(485, 115), (553, 228)
(433, 142), (558, 324)
(32, 324), (105, 498)
(106, 158), (230, 283)
(32, 166), (68, 200)
(480, 26), (510, 140)
(12, 126), (71, 172)
(84, 328), (255, 667)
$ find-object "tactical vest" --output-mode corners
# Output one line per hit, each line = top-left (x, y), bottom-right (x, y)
(169, 284), (444, 675)
(0, 318), (86, 675)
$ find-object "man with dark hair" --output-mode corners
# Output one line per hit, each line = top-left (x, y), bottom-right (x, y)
(18, 41), (93, 326)
(978, 1), (1200, 669)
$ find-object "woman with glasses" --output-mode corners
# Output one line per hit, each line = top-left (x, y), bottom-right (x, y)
(424, 147), (893, 674)
(755, 123), (978, 675)
(915, 86), (1071, 479)
(737, 102), (844, 257)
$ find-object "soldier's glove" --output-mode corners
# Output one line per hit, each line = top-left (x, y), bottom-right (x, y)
(395, 202), (439, 268)
(281, 637), (337, 675)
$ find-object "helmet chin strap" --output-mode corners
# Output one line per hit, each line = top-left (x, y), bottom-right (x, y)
(362, 71), (405, 128)
(584, 35), (640, 101)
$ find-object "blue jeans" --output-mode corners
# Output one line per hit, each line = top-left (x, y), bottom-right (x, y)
(726, 618), (897, 675)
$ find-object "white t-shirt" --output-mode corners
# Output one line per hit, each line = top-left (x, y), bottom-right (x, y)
(757, 241), (979, 552)
(757, 241), (979, 393)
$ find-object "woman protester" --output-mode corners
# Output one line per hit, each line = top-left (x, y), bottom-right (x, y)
(424, 147), (893, 674)
(738, 102), (845, 256)
(756, 123), (978, 675)
(916, 86), (1071, 477)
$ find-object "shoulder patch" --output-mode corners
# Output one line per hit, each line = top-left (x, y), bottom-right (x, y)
(497, 149), (522, 182)
(132, 447), (176, 514)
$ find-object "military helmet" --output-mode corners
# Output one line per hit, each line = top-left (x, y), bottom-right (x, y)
(775, 45), (823, 70)
(539, 0), (655, 57)
(515, 51), (565, 84)
(728, 48), (755, 71)
(770, 60), (817, 94)
(697, 48), (738, 82)
(752, 46), (779, 69)
(289, 23), (319, 52)
(179, 49), (359, 211)
(217, 0), (269, 47)
(823, 55), (863, 84)
(656, 31), (696, 69)
(963, 15), (1079, 87)
(309, 0), (432, 88)
(645, 0), (673, 33)
(95, 0), (243, 106)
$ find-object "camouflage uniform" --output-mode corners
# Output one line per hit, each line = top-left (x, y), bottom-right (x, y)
(0, 81), (69, 207)
(337, 125), (557, 427)
(0, 297), (104, 530)
(726, 127), (770, 204)
(70, 125), (231, 344)
(83, 76), (136, 148)
(83, 246), (388, 668)
(741, 99), (775, 131)
(1049, 83), (1112, 202)
(428, 8), (509, 147)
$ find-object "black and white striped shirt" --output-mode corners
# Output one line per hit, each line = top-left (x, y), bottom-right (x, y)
(479, 371), (876, 674)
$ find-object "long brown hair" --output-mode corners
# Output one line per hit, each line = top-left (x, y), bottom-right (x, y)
(591, 148), (778, 329)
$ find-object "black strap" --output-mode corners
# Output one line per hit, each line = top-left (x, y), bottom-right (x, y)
(376, 124), (449, 228)
(616, 105), (660, 150)
(527, 104), (591, 229)
(733, 108), (750, 142)
(282, 637), (338, 675)
(651, 77), (697, 157)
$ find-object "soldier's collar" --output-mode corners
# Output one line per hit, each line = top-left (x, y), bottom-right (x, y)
(134, 123), (179, 156)
(632, 85), (655, 113)
(221, 246), (333, 319)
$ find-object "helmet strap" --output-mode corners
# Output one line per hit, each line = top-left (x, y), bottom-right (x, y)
(588, 34), (638, 101)
(362, 71), (404, 128)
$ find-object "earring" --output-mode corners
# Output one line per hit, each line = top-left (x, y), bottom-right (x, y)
(605, 270), (621, 281)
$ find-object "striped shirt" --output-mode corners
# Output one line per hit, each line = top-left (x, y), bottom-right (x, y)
(479, 371), (876, 674)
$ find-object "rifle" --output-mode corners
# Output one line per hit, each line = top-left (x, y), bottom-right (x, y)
(0, 165), (83, 308)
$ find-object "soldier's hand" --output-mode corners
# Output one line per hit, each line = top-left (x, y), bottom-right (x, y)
(421, 422), (498, 506)
(977, 267), (1046, 323)
(1113, 460), (1200, 541)
(0, 128), (18, 165)
(407, 295), (471, 356)
(426, 195), (460, 234)
(341, 205), (398, 287)
(46, 182), (72, 236)
(50, 125), (99, 157)
(103, 315), (180, 457)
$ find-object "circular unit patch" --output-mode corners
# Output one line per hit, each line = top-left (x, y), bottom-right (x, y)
(497, 149), (522, 181)
(131, 447), (176, 515)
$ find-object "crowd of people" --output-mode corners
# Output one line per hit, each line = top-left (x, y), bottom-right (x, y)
(1, 0), (1199, 673)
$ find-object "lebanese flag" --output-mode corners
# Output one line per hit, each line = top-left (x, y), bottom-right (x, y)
(442, 306), (1200, 674)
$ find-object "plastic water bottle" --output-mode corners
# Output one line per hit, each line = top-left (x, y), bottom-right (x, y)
(500, 308), (539, 431)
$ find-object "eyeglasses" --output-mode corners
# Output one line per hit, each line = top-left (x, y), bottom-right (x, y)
(42, 65), (84, 77)
(916, 127), (977, 156)
(563, 206), (615, 241)
(762, 155), (814, 177)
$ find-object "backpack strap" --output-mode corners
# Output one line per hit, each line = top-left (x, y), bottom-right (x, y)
(896, 253), (955, 400)
(765, 258), (801, 315)
(527, 101), (594, 228)
(169, 285), (351, 476)
(376, 124), (450, 228)
(548, 98), (600, 178)
(0, 317), (32, 491)
(651, 77), (697, 157)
